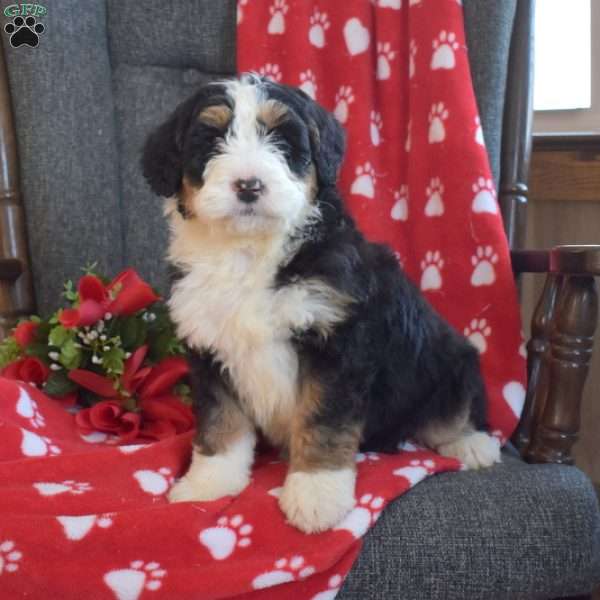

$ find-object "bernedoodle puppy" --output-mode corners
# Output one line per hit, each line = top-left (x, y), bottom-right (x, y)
(141, 73), (501, 533)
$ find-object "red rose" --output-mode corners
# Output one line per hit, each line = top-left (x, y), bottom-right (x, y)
(2, 357), (50, 386)
(78, 274), (107, 304)
(13, 321), (38, 348)
(140, 395), (195, 436)
(107, 269), (160, 316)
(75, 400), (141, 443)
(58, 269), (159, 328)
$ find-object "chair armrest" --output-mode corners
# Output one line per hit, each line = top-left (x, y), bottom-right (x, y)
(512, 245), (600, 275)
(0, 257), (23, 281)
(512, 247), (599, 465)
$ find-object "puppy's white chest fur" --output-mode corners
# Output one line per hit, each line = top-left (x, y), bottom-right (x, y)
(168, 222), (300, 439)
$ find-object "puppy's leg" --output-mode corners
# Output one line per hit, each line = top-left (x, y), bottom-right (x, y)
(418, 410), (501, 469)
(169, 352), (255, 503)
(279, 379), (360, 533)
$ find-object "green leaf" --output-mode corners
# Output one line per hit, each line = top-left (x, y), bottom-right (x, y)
(62, 280), (79, 303)
(59, 339), (82, 370)
(49, 325), (74, 348)
(102, 346), (126, 375)
(119, 316), (147, 349)
(25, 342), (51, 361)
(44, 371), (78, 397)
(0, 336), (22, 368)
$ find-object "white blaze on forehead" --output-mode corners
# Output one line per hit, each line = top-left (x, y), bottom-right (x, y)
(223, 78), (265, 150)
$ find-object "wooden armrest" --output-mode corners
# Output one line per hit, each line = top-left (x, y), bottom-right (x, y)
(512, 245), (600, 275)
(512, 264), (598, 464)
(0, 257), (23, 281)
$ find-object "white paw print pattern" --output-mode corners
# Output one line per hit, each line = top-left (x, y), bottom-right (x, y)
(474, 115), (485, 146)
(370, 111), (383, 146)
(425, 177), (444, 216)
(471, 246), (499, 287)
(15, 387), (45, 428)
(350, 162), (376, 198)
(519, 335), (527, 359)
(333, 86), (354, 124)
(309, 8), (330, 48)
(57, 513), (114, 541)
(393, 458), (436, 486)
(344, 17), (370, 56)
(355, 451), (380, 463)
(390, 185), (408, 221)
(431, 30), (459, 70)
(252, 556), (316, 590)
(33, 480), (92, 497)
(199, 514), (252, 560)
(258, 63), (282, 82)
(428, 102), (449, 143)
(334, 493), (383, 539)
(20, 428), (60, 457)
(420, 250), (444, 291)
(405, 119), (411, 152)
(376, 42), (396, 80)
(408, 0), (422, 5)
(267, 0), (288, 35)
(464, 319), (492, 354)
(133, 468), (174, 496)
(503, 381), (526, 419)
(373, 0), (402, 8)
(80, 431), (109, 444)
(311, 574), (344, 600)
(409, 39), (417, 79)
(472, 177), (498, 214)
(0, 540), (22, 575)
(237, 0), (248, 25)
(104, 561), (166, 600)
(397, 439), (423, 452)
(299, 69), (317, 100)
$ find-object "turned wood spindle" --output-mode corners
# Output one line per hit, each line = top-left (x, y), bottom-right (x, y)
(512, 273), (562, 454)
(526, 275), (598, 464)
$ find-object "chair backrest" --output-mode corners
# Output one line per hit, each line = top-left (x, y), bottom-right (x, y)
(499, 0), (535, 250)
(0, 0), (535, 332)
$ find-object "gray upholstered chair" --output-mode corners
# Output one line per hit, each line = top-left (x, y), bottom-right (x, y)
(0, 1), (598, 598)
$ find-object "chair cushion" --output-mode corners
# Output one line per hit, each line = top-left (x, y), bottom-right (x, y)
(338, 453), (600, 599)
(106, 0), (236, 293)
(3, 0), (124, 314)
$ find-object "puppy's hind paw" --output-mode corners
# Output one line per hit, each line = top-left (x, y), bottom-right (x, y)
(437, 431), (501, 469)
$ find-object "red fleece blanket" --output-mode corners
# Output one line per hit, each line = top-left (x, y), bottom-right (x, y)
(0, 2), (525, 599)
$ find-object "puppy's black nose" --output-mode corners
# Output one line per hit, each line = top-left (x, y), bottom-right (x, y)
(234, 177), (264, 204)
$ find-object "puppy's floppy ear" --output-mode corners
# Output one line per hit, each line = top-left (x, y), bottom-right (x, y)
(141, 95), (198, 198)
(305, 100), (346, 187)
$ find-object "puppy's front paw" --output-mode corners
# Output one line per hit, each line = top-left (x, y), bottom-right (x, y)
(168, 453), (251, 503)
(279, 469), (356, 533)
(437, 431), (501, 469)
(168, 469), (250, 503)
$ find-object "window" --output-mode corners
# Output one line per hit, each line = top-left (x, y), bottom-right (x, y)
(533, 0), (599, 133)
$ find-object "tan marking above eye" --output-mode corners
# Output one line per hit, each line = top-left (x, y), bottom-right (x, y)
(257, 99), (289, 130)
(198, 104), (233, 129)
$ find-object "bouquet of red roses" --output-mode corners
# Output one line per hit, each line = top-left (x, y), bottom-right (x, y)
(0, 266), (194, 443)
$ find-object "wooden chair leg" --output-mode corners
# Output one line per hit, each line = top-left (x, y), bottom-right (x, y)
(0, 36), (35, 336)
(512, 273), (562, 454)
(526, 275), (598, 464)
